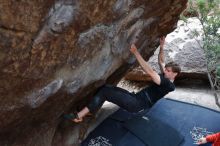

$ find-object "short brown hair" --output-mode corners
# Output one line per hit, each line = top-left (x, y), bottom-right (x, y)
(165, 62), (181, 75)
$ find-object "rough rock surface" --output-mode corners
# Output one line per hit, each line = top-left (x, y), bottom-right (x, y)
(125, 17), (208, 82)
(0, 0), (187, 145)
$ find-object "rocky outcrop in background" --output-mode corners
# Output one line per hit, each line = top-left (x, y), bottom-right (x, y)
(0, 0), (187, 145)
(125, 17), (208, 83)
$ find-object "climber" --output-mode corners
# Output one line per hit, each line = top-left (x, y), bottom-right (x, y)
(64, 36), (181, 123)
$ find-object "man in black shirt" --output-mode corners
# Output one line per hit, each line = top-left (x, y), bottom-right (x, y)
(65, 37), (181, 123)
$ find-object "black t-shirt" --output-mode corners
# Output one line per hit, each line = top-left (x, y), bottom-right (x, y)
(142, 74), (175, 104)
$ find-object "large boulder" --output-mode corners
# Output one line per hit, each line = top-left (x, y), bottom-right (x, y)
(0, 0), (187, 145)
(125, 17), (208, 82)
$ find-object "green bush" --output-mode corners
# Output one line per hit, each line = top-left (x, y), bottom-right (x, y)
(217, 66), (220, 79)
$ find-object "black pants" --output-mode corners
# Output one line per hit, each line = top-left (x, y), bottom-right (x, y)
(87, 85), (152, 113)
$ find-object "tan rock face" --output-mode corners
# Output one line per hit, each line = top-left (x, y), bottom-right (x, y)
(0, 0), (187, 145)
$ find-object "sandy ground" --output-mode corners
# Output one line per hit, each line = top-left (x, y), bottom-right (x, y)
(166, 87), (220, 111)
